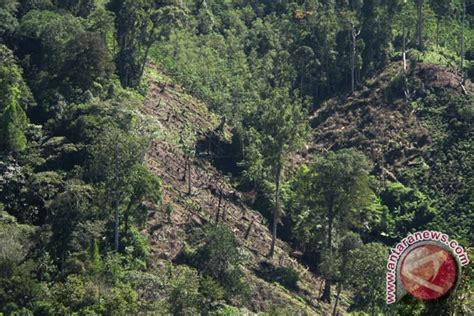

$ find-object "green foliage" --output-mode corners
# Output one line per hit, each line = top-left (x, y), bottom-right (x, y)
(59, 31), (114, 97)
(376, 181), (436, 239)
(48, 181), (94, 265)
(399, 92), (474, 243)
(288, 149), (374, 301)
(241, 87), (309, 186)
(0, 0), (472, 313)
(0, 64), (30, 153)
(346, 242), (388, 314)
(189, 225), (247, 298)
(50, 274), (99, 313)
(108, 0), (187, 87)
(87, 127), (160, 252)
(54, 0), (96, 17)
(272, 266), (300, 290)
(199, 276), (225, 313)
(289, 149), (375, 252)
(0, 258), (43, 314)
(0, 0), (19, 40)
(166, 265), (202, 315)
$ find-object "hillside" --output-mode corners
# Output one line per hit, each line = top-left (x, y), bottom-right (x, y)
(306, 63), (473, 176)
(140, 67), (339, 314)
(1, 1), (473, 315)
(303, 62), (474, 243)
(138, 60), (473, 314)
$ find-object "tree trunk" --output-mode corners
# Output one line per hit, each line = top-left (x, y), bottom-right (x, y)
(269, 161), (282, 258)
(351, 25), (361, 93)
(436, 18), (440, 47)
(188, 159), (192, 195)
(215, 190), (222, 224)
(182, 159), (187, 182)
(332, 283), (342, 316)
(138, 25), (157, 85)
(124, 197), (135, 238)
(114, 206), (120, 252)
(245, 220), (254, 240)
(321, 205), (334, 303)
(351, 29), (355, 93)
(300, 64), (305, 95)
(460, 0), (466, 81)
(138, 43), (152, 85)
(415, 0), (424, 51)
(402, 23), (407, 73)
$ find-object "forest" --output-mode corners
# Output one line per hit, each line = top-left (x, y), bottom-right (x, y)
(0, 0), (473, 315)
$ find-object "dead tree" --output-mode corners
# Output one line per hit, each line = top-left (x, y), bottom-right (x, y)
(351, 24), (361, 93)
(244, 219), (254, 240)
(215, 179), (225, 224)
(179, 132), (196, 195)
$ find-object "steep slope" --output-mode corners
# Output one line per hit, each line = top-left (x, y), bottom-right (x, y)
(301, 62), (473, 242)
(138, 62), (472, 313)
(139, 67), (341, 314)
(303, 62), (473, 181)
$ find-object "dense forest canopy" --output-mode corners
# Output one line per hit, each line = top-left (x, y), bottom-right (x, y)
(0, 0), (473, 314)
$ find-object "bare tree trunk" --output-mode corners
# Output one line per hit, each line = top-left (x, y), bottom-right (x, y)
(436, 19), (440, 47)
(123, 194), (136, 238)
(182, 159), (188, 182)
(245, 220), (254, 240)
(332, 283), (342, 316)
(403, 23), (407, 73)
(415, 0), (424, 51)
(114, 206), (120, 252)
(460, 0), (466, 82)
(221, 204), (227, 222)
(269, 161), (282, 258)
(138, 26), (156, 86)
(321, 205), (334, 303)
(215, 189), (223, 224)
(188, 159), (192, 195)
(351, 26), (361, 93)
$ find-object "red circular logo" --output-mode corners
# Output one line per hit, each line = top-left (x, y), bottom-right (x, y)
(400, 244), (457, 300)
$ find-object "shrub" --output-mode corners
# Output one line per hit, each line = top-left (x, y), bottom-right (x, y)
(190, 225), (248, 298)
(273, 267), (300, 290)
(167, 265), (202, 315)
(386, 72), (407, 100)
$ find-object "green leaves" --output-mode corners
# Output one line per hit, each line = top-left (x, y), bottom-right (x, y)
(288, 149), (374, 301)
(110, 0), (186, 87)
(378, 181), (436, 239)
(188, 225), (247, 299)
(346, 242), (388, 313)
(242, 87), (309, 185)
(0, 64), (29, 153)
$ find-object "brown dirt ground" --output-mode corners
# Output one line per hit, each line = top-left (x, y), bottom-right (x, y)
(141, 68), (335, 314)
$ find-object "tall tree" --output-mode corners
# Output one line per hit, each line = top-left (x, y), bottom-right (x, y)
(290, 149), (374, 303)
(428, 0), (457, 47)
(0, 65), (29, 153)
(460, 0), (466, 80)
(48, 182), (94, 268)
(108, 0), (186, 88)
(359, 0), (395, 76)
(346, 242), (388, 314)
(331, 232), (362, 316)
(414, 0), (424, 50)
(242, 87), (308, 258)
(88, 128), (148, 252)
(54, 0), (96, 17)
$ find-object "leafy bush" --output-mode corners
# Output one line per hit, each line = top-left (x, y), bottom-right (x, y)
(166, 265), (202, 315)
(386, 72), (407, 100)
(189, 225), (248, 298)
(273, 267), (300, 290)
